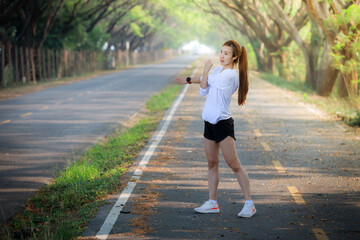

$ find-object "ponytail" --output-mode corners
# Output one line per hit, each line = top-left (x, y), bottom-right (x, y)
(237, 46), (248, 106)
(222, 40), (249, 106)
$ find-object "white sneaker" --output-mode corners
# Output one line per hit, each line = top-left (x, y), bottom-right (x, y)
(194, 200), (220, 213)
(238, 201), (256, 218)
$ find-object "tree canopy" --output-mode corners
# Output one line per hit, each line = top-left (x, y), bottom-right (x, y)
(0, 0), (359, 97)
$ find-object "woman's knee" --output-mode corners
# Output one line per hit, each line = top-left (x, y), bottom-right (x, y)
(207, 159), (219, 169)
(228, 161), (242, 173)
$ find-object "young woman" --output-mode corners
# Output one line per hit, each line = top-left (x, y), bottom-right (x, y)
(176, 40), (256, 218)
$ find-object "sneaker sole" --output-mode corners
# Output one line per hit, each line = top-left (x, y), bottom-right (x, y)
(238, 209), (257, 218)
(194, 208), (220, 214)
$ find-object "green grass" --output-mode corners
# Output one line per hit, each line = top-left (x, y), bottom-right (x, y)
(259, 72), (360, 127)
(0, 63), (193, 239)
(259, 72), (313, 93)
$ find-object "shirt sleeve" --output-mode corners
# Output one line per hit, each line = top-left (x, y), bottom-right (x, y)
(199, 76), (209, 96)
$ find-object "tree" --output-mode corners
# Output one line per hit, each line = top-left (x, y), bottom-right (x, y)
(304, 0), (359, 97)
(264, 0), (326, 91)
(211, 0), (308, 77)
(328, 3), (360, 97)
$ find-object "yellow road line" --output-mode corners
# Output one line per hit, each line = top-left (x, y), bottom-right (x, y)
(272, 161), (286, 174)
(287, 186), (306, 205)
(261, 142), (271, 151)
(78, 93), (84, 97)
(312, 228), (329, 240)
(55, 101), (63, 105)
(41, 106), (49, 110)
(254, 129), (262, 137)
(67, 97), (73, 101)
(20, 112), (32, 118)
(1, 120), (11, 125)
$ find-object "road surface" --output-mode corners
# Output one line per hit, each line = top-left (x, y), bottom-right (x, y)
(0, 55), (199, 224)
(83, 64), (360, 239)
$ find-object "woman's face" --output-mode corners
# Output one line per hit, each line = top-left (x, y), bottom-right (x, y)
(220, 45), (236, 67)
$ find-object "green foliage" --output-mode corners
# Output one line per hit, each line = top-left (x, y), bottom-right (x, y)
(43, 1), (111, 50)
(146, 85), (182, 112)
(348, 111), (360, 126)
(148, 0), (225, 49)
(327, 4), (360, 75)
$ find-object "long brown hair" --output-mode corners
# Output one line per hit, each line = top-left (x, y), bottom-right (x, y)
(222, 40), (249, 106)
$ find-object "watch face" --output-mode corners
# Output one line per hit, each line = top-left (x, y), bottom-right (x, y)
(186, 77), (191, 82)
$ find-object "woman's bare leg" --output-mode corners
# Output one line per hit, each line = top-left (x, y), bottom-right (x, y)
(204, 138), (220, 201)
(219, 136), (251, 200)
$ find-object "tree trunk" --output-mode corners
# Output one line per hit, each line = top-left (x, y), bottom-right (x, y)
(30, 48), (36, 83)
(338, 46), (359, 98)
(266, 51), (275, 73)
(316, 41), (339, 96)
(258, 42), (267, 71)
(303, 49), (317, 89)
(276, 52), (288, 78)
(247, 38), (263, 71)
(338, 71), (358, 98)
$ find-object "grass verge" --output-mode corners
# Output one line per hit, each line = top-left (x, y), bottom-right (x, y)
(258, 72), (360, 127)
(1, 63), (196, 240)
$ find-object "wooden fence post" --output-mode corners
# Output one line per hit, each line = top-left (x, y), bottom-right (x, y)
(7, 44), (13, 86)
(0, 43), (4, 87)
(57, 50), (62, 78)
(25, 47), (30, 83)
(63, 50), (67, 77)
(37, 49), (42, 81)
(14, 46), (19, 83)
(19, 46), (24, 83)
(54, 49), (57, 78)
(117, 50), (122, 68)
(125, 41), (130, 67)
(47, 49), (51, 79)
(42, 48), (46, 80)
(30, 48), (36, 83)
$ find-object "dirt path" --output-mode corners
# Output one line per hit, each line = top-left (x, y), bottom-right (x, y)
(83, 64), (360, 239)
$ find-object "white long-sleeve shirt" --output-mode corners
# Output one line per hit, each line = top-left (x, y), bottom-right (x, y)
(200, 66), (239, 124)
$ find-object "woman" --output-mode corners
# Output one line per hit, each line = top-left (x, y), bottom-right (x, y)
(176, 40), (256, 218)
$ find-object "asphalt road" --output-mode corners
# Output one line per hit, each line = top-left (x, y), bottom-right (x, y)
(82, 64), (360, 239)
(0, 55), (199, 224)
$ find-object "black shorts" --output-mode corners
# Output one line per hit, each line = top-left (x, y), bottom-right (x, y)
(204, 117), (236, 143)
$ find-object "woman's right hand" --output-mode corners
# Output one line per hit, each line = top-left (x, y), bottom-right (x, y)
(203, 59), (213, 74)
(175, 76), (187, 85)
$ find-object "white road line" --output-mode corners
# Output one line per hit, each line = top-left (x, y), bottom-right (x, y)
(96, 182), (136, 240)
(298, 102), (325, 119)
(95, 66), (198, 240)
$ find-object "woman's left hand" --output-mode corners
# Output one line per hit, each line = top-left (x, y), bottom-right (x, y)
(175, 76), (187, 85)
